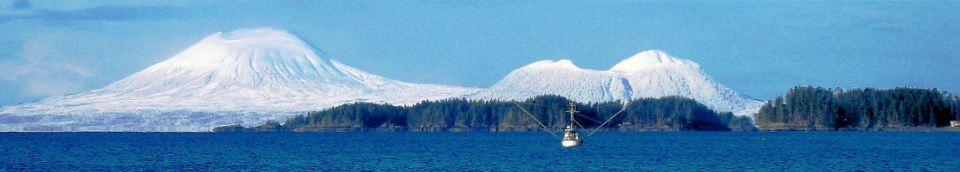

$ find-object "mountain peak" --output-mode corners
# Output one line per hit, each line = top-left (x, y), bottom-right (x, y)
(197, 27), (311, 52)
(610, 50), (697, 72)
(474, 49), (761, 117)
(522, 59), (581, 70)
(217, 27), (295, 40)
(150, 27), (327, 73)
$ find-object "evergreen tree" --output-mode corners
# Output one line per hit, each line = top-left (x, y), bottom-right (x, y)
(215, 95), (749, 132)
(755, 86), (958, 130)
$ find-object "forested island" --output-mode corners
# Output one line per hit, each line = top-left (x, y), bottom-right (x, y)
(216, 87), (960, 132)
(214, 95), (755, 132)
(755, 86), (959, 131)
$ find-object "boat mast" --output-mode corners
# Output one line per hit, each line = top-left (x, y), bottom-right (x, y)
(566, 102), (578, 128)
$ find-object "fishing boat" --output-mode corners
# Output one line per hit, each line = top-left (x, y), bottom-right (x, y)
(561, 103), (583, 148)
(516, 101), (629, 148)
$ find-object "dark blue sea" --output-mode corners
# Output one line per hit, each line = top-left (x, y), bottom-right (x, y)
(1, 132), (959, 171)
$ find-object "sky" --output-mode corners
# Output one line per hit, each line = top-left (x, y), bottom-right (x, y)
(0, 0), (958, 106)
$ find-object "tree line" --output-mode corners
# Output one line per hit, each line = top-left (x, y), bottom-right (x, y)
(755, 86), (959, 131)
(214, 95), (754, 132)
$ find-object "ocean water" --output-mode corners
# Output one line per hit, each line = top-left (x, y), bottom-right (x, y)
(1, 132), (958, 171)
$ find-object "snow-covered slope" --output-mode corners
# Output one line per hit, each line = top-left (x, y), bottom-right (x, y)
(0, 28), (478, 131)
(472, 50), (762, 116)
(0, 28), (760, 131)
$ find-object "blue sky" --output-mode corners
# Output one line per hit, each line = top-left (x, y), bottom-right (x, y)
(0, 0), (958, 106)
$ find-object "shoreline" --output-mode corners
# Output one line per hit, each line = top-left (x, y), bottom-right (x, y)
(0, 129), (958, 133)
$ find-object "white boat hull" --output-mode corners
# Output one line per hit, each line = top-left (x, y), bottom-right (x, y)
(561, 140), (581, 148)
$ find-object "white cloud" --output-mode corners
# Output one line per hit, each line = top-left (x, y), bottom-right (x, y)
(0, 32), (96, 97)
(23, 76), (85, 97)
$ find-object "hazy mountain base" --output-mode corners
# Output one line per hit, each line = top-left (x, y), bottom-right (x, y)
(0, 111), (296, 132)
(214, 95), (756, 132)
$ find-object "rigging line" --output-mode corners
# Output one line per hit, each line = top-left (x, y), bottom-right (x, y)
(574, 114), (603, 124)
(592, 101), (628, 108)
(515, 102), (567, 111)
(588, 101), (632, 136)
(514, 103), (562, 140)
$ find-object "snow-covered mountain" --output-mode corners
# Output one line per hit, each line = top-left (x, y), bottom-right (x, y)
(0, 27), (762, 131)
(0, 28), (478, 131)
(472, 50), (762, 116)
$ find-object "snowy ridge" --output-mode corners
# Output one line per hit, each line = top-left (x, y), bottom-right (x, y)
(0, 28), (479, 131)
(472, 50), (762, 116)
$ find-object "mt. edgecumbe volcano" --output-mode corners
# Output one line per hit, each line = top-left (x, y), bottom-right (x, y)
(0, 28), (478, 131)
